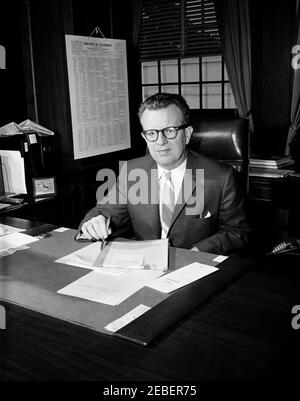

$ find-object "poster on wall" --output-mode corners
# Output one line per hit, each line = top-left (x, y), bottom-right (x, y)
(65, 35), (131, 160)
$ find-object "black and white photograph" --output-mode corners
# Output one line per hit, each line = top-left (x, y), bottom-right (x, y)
(0, 0), (299, 391)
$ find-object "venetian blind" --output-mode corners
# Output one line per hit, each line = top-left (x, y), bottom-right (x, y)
(139, 0), (221, 61)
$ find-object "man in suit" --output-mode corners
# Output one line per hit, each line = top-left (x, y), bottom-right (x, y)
(79, 93), (250, 255)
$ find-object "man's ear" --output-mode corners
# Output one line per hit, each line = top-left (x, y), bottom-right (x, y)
(185, 126), (193, 145)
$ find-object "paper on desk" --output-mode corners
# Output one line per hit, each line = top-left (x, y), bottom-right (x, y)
(0, 223), (25, 237)
(146, 262), (219, 293)
(0, 232), (39, 252)
(55, 239), (169, 272)
(57, 269), (163, 306)
(55, 241), (107, 270)
(94, 239), (169, 271)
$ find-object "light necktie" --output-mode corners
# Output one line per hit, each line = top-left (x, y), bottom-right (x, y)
(160, 171), (175, 238)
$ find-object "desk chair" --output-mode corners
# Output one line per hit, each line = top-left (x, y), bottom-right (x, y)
(188, 114), (250, 193)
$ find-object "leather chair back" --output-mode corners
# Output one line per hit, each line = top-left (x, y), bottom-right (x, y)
(188, 115), (249, 193)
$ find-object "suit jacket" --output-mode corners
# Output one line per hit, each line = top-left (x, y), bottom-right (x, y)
(79, 150), (250, 255)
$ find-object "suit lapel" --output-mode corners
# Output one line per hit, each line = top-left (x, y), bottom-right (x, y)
(170, 151), (204, 227)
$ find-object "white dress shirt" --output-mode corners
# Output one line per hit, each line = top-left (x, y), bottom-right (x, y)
(157, 159), (187, 238)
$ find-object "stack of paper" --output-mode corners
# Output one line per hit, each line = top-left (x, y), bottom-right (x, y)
(56, 239), (169, 305)
(18, 119), (54, 135)
(55, 239), (169, 273)
(0, 119), (54, 136)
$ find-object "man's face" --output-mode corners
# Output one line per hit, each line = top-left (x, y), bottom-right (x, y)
(140, 104), (193, 170)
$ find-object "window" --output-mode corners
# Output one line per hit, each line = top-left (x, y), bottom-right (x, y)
(139, 0), (236, 110)
(141, 56), (235, 109)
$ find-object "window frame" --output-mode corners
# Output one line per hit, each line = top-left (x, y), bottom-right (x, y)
(141, 55), (235, 110)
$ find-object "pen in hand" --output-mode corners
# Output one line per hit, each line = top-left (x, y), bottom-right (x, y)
(100, 216), (111, 251)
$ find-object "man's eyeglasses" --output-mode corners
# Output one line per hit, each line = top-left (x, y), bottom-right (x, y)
(141, 123), (190, 142)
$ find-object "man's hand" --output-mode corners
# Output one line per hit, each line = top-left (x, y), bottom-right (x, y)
(81, 215), (112, 240)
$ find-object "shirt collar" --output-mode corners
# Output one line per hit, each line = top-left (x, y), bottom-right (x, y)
(157, 158), (187, 181)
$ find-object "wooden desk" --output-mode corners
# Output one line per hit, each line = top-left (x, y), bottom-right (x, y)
(1, 218), (300, 382)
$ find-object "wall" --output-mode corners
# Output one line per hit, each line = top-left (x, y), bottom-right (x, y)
(20, 0), (145, 227)
(0, 1), (27, 126)
(1, 0), (298, 227)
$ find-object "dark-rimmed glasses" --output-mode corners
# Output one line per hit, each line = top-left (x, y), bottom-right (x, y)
(141, 123), (190, 142)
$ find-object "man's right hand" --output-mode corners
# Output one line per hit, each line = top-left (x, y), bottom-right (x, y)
(81, 215), (112, 240)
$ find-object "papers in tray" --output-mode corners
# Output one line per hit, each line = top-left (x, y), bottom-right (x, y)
(0, 119), (54, 136)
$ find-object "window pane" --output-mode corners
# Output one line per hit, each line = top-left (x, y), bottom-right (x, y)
(181, 84), (200, 109)
(224, 83), (236, 109)
(142, 86), (159, 100)
(202, 83), (221, 109)
(142, 62), (158, 84)
(181, 58), (199, 82)
(202, 56), (221, 81)
(224, 63), (229, 81)
(161, 59), (178, 83)
(161, 85), (179, 94)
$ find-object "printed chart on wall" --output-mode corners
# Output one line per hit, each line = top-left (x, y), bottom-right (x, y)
(65, 35), (131, 159)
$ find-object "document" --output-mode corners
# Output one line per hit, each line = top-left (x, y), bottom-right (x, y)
(146, 262), (219, 293)
(57, 269), (163, 306)
(65, 35), (131, 159)
(18, 119), (54, 135)
(0, 223), (25, 237)
(55, 239), (169, 273)
(0, 232), (39, 252)
(94, 239), (169, 271)
(0, 150), (27, 194)
(0, 120), (53, 136)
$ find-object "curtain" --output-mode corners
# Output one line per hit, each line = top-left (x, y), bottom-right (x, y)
(215, 0), (252, 132)
(285, 0), (300, 155)
(130, 0), (143, 49)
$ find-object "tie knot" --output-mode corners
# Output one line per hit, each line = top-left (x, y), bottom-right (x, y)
(164, 171), (172, 181)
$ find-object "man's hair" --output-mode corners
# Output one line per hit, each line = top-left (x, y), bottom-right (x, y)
(138, 92), (190, 123)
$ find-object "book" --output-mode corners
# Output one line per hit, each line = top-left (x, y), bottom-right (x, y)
(0, 119), (54, 136)
(249, 161), (294, 169)
(250, 155), (294, 168)
(249, 166), (294, 178)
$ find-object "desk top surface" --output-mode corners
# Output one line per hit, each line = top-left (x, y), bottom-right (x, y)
(1, 217), (300, 381)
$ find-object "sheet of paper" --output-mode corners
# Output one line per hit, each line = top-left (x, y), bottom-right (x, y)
(57, 269), (163, 306)
(0, 245), (29, 259)
(55, 239), (169, 272)
(0, 232), (39, 252)
(146, 262), (219, 293)
(65, 35), (131, 160)
(55, 241), (105, 270)
(105, 304), (151, 332)
(0, 223), (25, 237)
(95, 239), (169, 271)
(213, 255), (228, 263)
(0, 150), (27, 194)
(53, 227), (70, 233)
